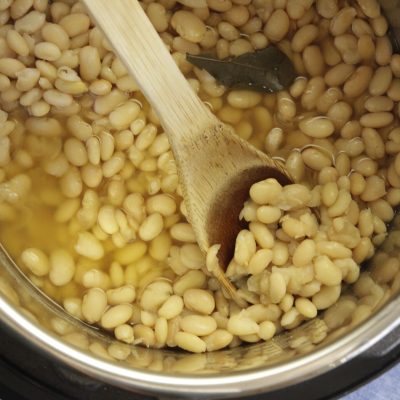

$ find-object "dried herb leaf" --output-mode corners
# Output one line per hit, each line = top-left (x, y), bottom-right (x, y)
(187, 46), (297, 93)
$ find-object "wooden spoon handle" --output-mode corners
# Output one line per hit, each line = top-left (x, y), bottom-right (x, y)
(83, 0), (216, 141)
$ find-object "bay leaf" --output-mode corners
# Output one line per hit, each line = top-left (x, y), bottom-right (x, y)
(186, 46), (297, 93)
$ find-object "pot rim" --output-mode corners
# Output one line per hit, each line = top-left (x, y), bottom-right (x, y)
(1, 289), (399, 398)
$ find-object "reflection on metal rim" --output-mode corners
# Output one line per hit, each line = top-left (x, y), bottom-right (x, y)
(1, 287), (400, 397)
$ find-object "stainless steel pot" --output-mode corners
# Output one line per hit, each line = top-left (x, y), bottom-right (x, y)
(2, 1), (400, 399)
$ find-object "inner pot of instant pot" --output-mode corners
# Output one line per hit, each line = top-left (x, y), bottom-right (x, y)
(2, 0), (400, 398)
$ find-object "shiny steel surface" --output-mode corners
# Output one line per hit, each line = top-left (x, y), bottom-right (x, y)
(0, 262), (399, 398)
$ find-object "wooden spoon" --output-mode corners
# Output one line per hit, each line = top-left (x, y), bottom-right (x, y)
(83, 0), (292, 306)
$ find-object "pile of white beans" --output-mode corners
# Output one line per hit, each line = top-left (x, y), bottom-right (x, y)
(207, 177), (371, 337)
(0, 0), (400, 353)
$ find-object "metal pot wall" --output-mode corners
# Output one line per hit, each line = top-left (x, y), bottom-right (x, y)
(2, 1), (400, 399)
